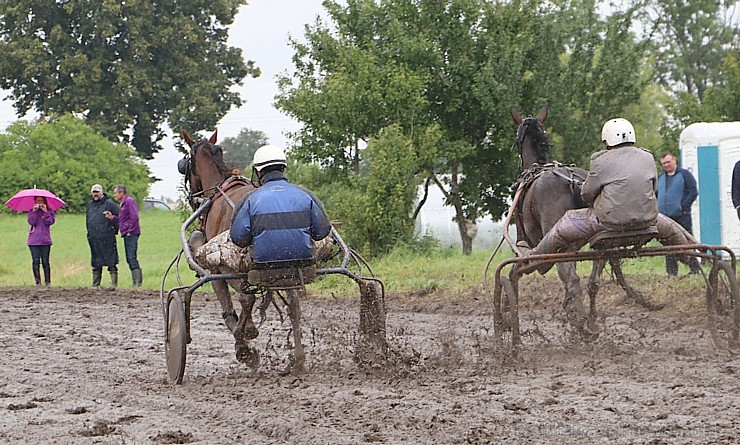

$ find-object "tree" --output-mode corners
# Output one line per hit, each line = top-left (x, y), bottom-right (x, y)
(640, 0), (739, 143)
(221, 128), (269, 172)
(0, 0), (259, 159)
(277, 0), (646, 255)
(0, 115), (150, 212)
(695, 48), (740, 121)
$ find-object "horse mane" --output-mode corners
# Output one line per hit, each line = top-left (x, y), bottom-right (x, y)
(194, 139), (232, 178)
(516, 116), (551, 165)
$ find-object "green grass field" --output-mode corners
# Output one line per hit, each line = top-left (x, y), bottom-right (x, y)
(0, 211), (184, 289)
(1, 209), (694, 294)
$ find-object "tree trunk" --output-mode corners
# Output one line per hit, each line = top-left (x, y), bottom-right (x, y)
(432, 165), (473, 255)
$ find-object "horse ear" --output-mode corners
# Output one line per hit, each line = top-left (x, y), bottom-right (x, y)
(536, 105), (548, 123)
(209, 130), (218, 144)
(182, 131), (196, 148)
(510, 107), (523, 126)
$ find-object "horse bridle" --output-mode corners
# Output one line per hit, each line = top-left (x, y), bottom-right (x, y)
(178, 141), (213, 210)
(514, 116), (552, 167)
(180, 140), (256, 212)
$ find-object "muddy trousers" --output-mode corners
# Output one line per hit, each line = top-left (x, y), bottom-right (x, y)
(30, 245), (51, 286)
(532, 210), (696, 264)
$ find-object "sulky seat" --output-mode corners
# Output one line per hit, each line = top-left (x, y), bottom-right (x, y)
(588, 226), (659, 250)
(247, 260), (317, 288)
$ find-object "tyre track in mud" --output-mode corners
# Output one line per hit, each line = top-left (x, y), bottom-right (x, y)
(0, 280), (738, 444)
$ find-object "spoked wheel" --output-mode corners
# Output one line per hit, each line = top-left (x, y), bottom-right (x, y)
(707, 261), (740, 349)
(165, 291), (188, 384)
(500, 276), (520, 347)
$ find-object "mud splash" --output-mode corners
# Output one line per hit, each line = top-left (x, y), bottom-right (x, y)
(0, 278), (737, 444)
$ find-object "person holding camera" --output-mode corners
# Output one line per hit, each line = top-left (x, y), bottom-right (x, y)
(86, 184), (119, 288)
(27, 196), (56, 286)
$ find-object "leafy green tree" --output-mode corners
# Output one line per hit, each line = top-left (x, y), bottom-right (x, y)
(0, 0), (259, 159)
(0, 115), (150, 212)
(643, 0), (737, 102)
(278, 0), (646, 254)
(221, 128), (269, 173)
(640, 0), (739, 144)
(701, 48), (740, 121)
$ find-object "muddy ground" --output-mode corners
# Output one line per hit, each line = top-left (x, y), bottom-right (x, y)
(1, 275), (738, 444)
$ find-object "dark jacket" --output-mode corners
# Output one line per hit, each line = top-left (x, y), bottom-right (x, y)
(86, 194), (119, 267)
(230, 171), (332, 263)
(732, 161), (740, 210)
(657, 167), (698, 218)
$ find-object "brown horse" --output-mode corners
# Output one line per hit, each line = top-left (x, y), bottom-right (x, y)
(181, 130), (264, 366)
(510, 106), (663, 334)
(510, 106), (590, 326)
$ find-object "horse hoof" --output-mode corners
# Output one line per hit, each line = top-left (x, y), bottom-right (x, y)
(235, 344), (260, 369)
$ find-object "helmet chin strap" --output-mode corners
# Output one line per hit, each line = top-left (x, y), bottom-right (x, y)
(252, 167), (265, 185)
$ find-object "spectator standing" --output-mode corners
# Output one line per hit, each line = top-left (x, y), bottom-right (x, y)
(86, 184), (119, 287)
(27, 196), (55, 286)
(732, 160), (740, 221)
(107, 184), (142, 287)
(657, 152), (701, 275)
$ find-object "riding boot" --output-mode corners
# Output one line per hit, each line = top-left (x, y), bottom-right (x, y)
(92, 270), (102, 287)
(33, 267), (41, 286)
(110, 270), (118, 289)
(131, 268), (143, 287)
(43, 266), (51, 287)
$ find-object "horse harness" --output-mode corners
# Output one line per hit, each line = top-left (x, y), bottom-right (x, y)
(179, 150), (255, 231)
(511, 162), (587, 247)
(513, 117), (552, 166)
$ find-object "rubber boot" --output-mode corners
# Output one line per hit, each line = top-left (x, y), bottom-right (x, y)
(110, 270), (118, 289)
(131, 268), (143, 287)
(43, 266), (51, 287)
(92, 270), (102, 287)
(33, 267), (41, 286)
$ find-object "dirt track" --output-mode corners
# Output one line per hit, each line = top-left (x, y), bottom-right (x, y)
(1, 276), (738, 444)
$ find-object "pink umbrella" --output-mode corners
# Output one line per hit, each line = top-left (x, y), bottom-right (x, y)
(5, 188), (66, 212)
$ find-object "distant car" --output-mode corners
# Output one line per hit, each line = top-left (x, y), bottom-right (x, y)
(142, 198), (171, 211)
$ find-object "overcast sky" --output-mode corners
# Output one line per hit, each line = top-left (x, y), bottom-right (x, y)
(0, 0), (327, 200)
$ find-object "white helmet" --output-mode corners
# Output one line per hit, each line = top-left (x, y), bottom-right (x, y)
(601, 118), (636, 147)
(252, 144), (287, 172)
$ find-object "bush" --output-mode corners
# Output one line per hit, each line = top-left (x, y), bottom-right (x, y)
(0, 115), (150, 213)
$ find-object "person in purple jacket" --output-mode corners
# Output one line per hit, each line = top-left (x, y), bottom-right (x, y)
(27, 196), (55, 286)
(105, 184), (142, 287)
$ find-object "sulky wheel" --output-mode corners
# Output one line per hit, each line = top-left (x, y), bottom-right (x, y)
(165, 291), (188, 384)
(707, 261), (740, 349)
(500, 276), (521, 347)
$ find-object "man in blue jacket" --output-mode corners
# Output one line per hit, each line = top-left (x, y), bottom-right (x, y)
(657, 151), (701, 275)
(230, 145), (332, 265)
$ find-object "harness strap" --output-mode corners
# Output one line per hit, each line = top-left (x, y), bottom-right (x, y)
(510, 162), (586, 248)
(195, 175), (253, 231)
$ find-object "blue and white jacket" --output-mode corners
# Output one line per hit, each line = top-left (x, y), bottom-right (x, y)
(230, 171), (331, 263)
(657, 167), (698, 218)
